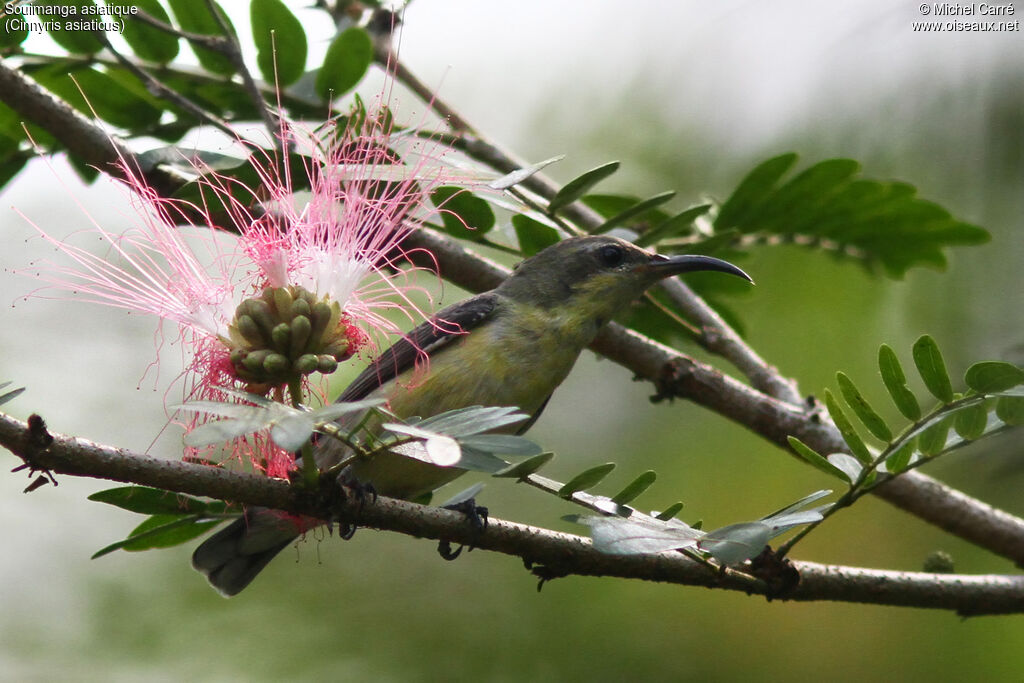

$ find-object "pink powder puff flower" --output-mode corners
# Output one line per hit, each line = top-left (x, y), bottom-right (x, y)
(21, 106), (464, 476)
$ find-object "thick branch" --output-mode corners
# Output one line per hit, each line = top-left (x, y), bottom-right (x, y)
(2, 413), (1020, 615)
(0, 62), (188, 196)
(3, 58), (1024, 567)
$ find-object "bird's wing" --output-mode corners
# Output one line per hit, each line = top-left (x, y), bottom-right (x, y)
(337, 292), (501, 403)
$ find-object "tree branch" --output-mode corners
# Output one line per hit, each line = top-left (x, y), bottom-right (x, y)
(2, 412), (1020, 615)
(89, 31), (237, 138)
(3, 58), (1024, 567)
(401, 229), (1024, 568)
(0, 61), (190, 195)
(201, 0), (280, 142)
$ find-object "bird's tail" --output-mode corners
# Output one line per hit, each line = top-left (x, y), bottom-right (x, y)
(191, 508), (303, 597)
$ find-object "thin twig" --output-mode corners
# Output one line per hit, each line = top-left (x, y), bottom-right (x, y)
(130, 8), (230, 51)
(89, 31), (237, 138)
(202, 0), (280, 144)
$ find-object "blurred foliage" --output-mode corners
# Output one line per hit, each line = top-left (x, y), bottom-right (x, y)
(1, 2), (1022, 683)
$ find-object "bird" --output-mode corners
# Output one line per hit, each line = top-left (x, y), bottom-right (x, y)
(191, 234), (752, 595)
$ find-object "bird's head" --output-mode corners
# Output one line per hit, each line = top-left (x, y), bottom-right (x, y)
(499, 235), (751, 320)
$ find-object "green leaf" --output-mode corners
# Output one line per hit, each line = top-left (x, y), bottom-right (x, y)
(416, 406), (528, 438)
(92, 514), (222, 558)
(836, 372), (892, 442)
(655, 502), (685, 521)
(88, 486), (226, 515)
(996, 396), (1024, 426)
(699, 522), (772, 565)
(788, 436), (851, 481)
(714, 154), (989, 277)
(826, 453), (863, 483)
(953, 403), (988, 441)
(593, 191), (676, 234)
(451, 447), (509, 474)
(823, 389), (872, 464)
(382, 423), (464, 467)
(0, 12), (29, 47)
(884, 438), (916, 474)
(965, 361), (1024, 393)
(582, 194), (669, 225)
(38, 1), (103, 54)
(0, 150), (28, 189)
(635, 204), (712, 248)
(437, 482), (484, 508)
(0, 153), (28, 191)
(558, 463), (616, 498)
(878, 344), (921, 420)
(761, 489), (833, 520)
(548, 162), (620, 213)
(610, 470), (657, 505)
(68, 154), (99, 184)
(715, 153), (798, 230)
(577, 515), (703, 555)
(458, 434), (542, 456)
(912, 335), (954, 403)
(512, 214), (561, 256)
(316, 26), (372, 100)
(33, 66), (163, 130)
(431, 186), (495, 240)
(488, 156), (564, 190)
(110, 0), (180, 64)
(168, 0), (237, 75)
(493, 451), (555, 478)
(270, 412), (315, 451)
(758, 158), (861, 228)
(917, 416), (951, 456)
(250, 0), (307, 85)
(0, 382), (25, 406)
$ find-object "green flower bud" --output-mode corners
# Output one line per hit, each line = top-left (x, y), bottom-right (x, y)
(317, 355), (339, 374)
(263, 353), (290, 376)
(309, 301), (333, 343)
(291, 297), (311, 320)
(323, 339), (350, 360)
(271, 322), (291, 353)
(235, 315), (264, 346)
(246, 299), (277, 338)
(290, 315), (312, 357)
(273, 287), (293, 320)
(242, 349), (271, 372)
(294, 354), (319, 374)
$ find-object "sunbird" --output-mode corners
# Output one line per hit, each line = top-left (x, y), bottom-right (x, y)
(192, 235), (751, 595)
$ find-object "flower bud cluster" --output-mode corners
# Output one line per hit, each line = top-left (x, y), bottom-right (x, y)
(225, 285), (355, 385)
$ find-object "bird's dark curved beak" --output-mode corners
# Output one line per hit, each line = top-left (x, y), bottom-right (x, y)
(643, 253), (753, 284)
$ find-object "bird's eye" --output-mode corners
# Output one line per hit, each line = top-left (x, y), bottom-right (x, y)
(597, 244), (626, 268)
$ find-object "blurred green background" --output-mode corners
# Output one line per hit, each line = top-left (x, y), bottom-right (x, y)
(1, 1), (1022, 681)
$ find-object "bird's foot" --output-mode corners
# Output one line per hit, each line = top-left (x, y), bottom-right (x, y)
(436, 498), (489, 561)
(336, 471), (377, 507)
(319, 473), (377, 541)
(444, 498), (489, 532)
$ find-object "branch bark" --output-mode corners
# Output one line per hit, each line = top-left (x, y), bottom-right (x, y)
(3, 58), (1024, 569)
(2, 413), (1020, 616)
